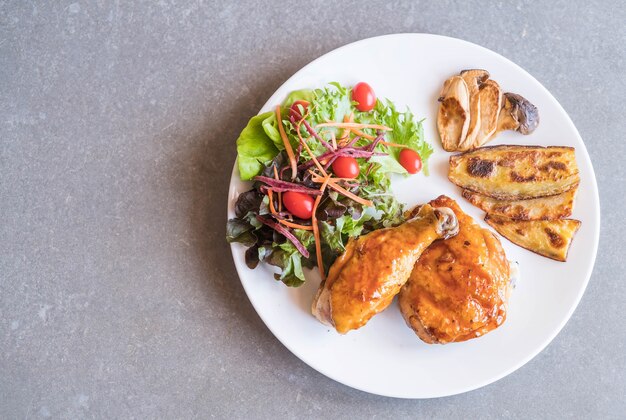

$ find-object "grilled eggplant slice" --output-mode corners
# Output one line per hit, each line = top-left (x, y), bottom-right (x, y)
(462, 187), (578, 220)
(449, 145), (579, 200)
(485, 215), (581, 262)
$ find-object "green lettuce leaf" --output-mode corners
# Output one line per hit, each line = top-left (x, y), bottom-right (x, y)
(236, 111), (280, 180)
(226, 218), (256, 246)
(282, 89), (315, 106)
(372, 99), (433, 175)
(261, 112), (281, 147)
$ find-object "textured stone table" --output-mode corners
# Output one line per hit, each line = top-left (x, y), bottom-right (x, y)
(1, 1), (624, 418)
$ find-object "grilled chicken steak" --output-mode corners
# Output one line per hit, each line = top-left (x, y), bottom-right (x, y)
(312, 203), (459, 334)
(399, 196), (512, 344)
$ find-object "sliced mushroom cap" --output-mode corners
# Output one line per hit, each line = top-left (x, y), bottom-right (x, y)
(473, 79), (502, 148)
(490, 92), (540, 141)
(437, 76), (471, 151)
(506, 92), (539, 135)
(459, 69), (490, 85)
(459, 70), (489, 149)
(494, 94), (520, 133)
(436, 70), (539, 151)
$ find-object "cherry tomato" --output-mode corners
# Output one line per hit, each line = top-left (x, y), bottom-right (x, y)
(282, 191), (315, 219)
(399, 148), (422, 174)
(289, 100), (309, 121)
(331, 156), (360, 179)
(352, 82), (376, 112)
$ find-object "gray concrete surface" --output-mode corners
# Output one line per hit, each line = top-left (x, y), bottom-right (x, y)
(1, 0), (625, 418)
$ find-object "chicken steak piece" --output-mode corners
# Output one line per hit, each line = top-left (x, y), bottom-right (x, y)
(312, 203), (459, 334)
(399, 195), (511, 344)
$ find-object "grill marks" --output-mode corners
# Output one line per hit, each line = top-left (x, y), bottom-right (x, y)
(484, 216), (581, 262)
(510, 171), (538, 183)
(467, 158), (495, 178)
(544, 227), (566, 248)
(449, 145), (580, 200)
(452, 146), (582, 262)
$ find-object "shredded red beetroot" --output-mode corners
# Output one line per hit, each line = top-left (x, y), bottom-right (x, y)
(345, 135), (361, 148)
(254, 176), (322, 195)
(323, 155), (338, 171)
(300, 118), (334, 151)
(365, 132), (384, 152)
(256, 215), (310, 258)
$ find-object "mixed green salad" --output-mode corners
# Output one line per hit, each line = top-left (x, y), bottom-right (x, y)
(226, 82), (433, 286)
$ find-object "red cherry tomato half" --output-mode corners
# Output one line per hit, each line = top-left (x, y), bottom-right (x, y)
(282, 191), (315, 219)
(399, 148), (423, 174)
(331, 156), (360, 179)
(289, 100), (309, 121)
(352, 82), (376, 112)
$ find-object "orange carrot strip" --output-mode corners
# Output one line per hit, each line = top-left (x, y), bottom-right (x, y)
(276, 106), (297, 180)
(311, 174), (358, 183)
(316, 122), (392, 131)
(278, 219), (314, 231)
(330, 131), (337, 150)
(312, 175), (331, 280)
(268, 189), (277, 214)
(380, 140), (409, 148)
(297, 131), (328, 178)
(326, 180), (373, 207)
(350, 128), (376, 140)
(339, 113), (353, 142)
(294, 107), (328, 177)
(308, 173), (373, 207)
(269, 189), (313, 230)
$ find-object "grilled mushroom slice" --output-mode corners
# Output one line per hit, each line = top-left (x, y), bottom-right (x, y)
(473, 80), (502, 148)
(437, 76), (471, 152)
(458, 69), (490, 150)
(507, 92), (539, 134)
(490, 92), (540, 140)
(436, 70), (540, 151)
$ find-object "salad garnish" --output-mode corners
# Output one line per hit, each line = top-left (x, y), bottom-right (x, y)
(227, 82), (433, 286)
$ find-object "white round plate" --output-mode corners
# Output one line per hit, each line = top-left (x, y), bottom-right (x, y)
(227, 34), (600, 398)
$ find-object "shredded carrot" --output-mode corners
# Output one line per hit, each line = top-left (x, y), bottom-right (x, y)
(380, 140), (409, 149)
(326, 180), (373, 207)
(312, 175), (331, 280)
(339, 113), (354, 144)
(311, 173), (359, 183)
(268, 189), (313, 230)
(278, 219), (314, 231)
(267, 189), (277, 214)
(292, 106), (328, 177)
(316, 122), (392, 131)
(276, 106), (297, 180)
(350, 128), (375, 140)
(330, 131), (337, 150)
(308, 173), (373, 207)
(297, 130), (328, 177)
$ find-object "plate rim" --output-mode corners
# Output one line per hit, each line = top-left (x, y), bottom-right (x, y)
(226, 33), (601, 398)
